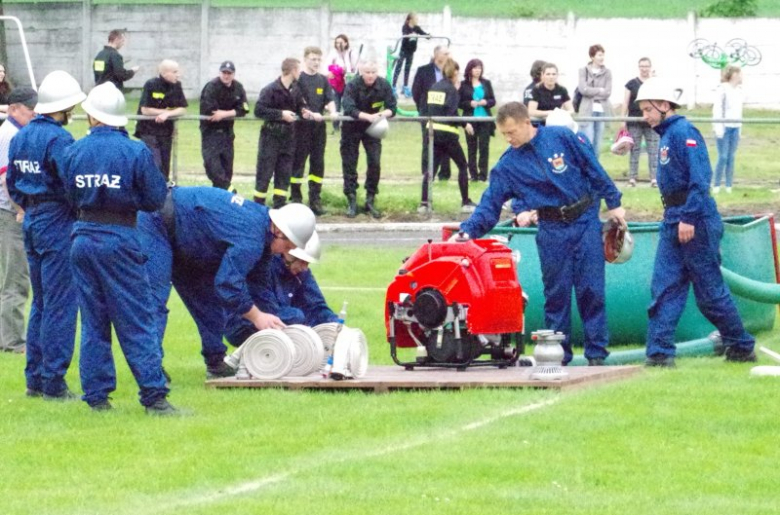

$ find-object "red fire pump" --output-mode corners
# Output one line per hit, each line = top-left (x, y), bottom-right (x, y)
(385, 238), (525, 370)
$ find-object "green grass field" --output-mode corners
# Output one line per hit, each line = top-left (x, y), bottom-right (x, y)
(12, 0), (780, 18)
(1, 244), (778, 515)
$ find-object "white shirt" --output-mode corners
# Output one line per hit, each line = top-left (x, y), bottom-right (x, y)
(712, 83), (743, 138)
(0, 116), (22, 213)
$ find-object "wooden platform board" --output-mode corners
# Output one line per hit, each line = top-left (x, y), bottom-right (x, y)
(205, 365), (642, 393)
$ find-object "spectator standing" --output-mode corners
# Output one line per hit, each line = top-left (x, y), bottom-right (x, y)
(340, 60), (396, 218)
(291, 47), (336, 215)
(459, 58), (496, 182)
(528, 63), (573, 123)
(254, 58), (310, 208)
(6, 71), (86, 400)
(135, 59), (188, 181)
(712, 65), (743, 194)
(392, 12), (429, 97)
(0, 63), (11, 121)
(522, 60), (545, 107)
(326, 34), (359, 132)
(63, 83), (176, 414)
(93, 29), (139, 91)
(577, 44), (612, 156)
(622, 57), (658, 187)
(0, 87), (36, 354)
(458, 102), (626, 366)
(412, 45), (452, 181)
(199, 61), (249, 191)
(419, 58), (475, 213)
(635, 78), (755, 367)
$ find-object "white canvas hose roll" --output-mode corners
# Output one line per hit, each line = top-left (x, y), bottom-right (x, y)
(241, 329), (297, 379)
(283, 324), (325, 376)
(331, 327), (370, 379)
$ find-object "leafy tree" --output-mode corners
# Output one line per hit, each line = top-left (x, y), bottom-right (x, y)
(699, 0), (758, 17)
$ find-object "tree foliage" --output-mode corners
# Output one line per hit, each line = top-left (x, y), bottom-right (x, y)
(699, 0), (758, 18)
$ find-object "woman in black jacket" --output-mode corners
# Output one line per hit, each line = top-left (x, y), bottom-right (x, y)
(459, 59), (495, 181)
(392, 12), (428, 97)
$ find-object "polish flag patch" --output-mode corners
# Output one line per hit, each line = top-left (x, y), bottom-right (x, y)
(686, 139), (697, 147)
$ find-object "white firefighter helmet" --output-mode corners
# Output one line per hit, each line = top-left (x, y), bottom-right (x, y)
(545, 108), (579, 133)
(81, 83), (128, 126)
(289, 231), (321, 264)
(269, 203), (316, 249)
(366, 116), (389, 139)
(602, 220), (634, 264)
(635, 77), (684, 107)
(35, 70), (87, 114)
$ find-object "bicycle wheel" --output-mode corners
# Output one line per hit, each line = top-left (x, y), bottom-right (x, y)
(742, 46), (762, 66)
(687, 38), (710, 58)
(725, 38), (748, 61)
(701, 44), (728, 69)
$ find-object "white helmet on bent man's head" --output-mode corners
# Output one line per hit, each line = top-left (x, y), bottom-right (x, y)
(635, 78), (684, 108)
(82, 83), (128, 126)
(289, 231), (322, 264)
(269, 203), (316, 249)
(35, 70), (87, 114)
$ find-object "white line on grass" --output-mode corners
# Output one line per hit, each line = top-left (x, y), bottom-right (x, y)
(320, 286), (386, 292)
(142, 397), (559, 514)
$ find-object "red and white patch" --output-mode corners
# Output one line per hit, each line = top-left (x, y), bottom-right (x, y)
(686, 139), (697, 147)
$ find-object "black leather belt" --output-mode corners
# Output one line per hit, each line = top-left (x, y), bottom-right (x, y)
(160, 189), (176, 242)
(78, 210), (136, 227)
(537, 195), (592, 223)
(661, 190), (688, 208)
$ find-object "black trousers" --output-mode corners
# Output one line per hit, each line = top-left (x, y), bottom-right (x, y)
(255, 127), (295, 207)
(201, 130), (234, 190)
(393, 50), (414, 88)
(340, 129), (381, 196)
(422, 131), (469, 204)
(291, 121), (327, 198)
(465, 122), (492, 181)
(420, 124), (451, 179)
(139, 134), (173, 180)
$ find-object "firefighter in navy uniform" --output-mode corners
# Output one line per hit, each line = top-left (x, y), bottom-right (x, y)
(340, 59), (397, 218)
(225, 232), (339, 346)
(458, 102), (626, 366)
(199, 61), (249, 191)
(635, 78), (755, 367)
(6, 71), (85, 400)
(137, 187), (316, 379)
(93, 29), (138, 90)
(419, 58), (475, 213)
(254, 58), (310, 208)
(62, 83), (177, 415)
(135, 60), (188, 180)
(291, 47), (336, 215)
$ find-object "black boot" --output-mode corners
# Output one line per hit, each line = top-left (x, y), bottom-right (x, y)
(253, 195), (266, 205)
(272, 195), (286, 209)
(364, 194), (381, 219)
(290, 184), (303, 204)
(346, 194), (357, 218)
(309, 183), (327, 215)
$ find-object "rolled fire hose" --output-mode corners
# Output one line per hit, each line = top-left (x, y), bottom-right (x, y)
(313, 322), (340, 370)
(241, 329), (297, 379)
(315, 323), (370, 379)
(283, 324), (325, 377)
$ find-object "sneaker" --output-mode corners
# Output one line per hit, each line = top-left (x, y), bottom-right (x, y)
(628, 178), (637, 187)
(587, 358), (606, 366)
(712, 186), (721, 194)
(206, 361), (236, 379)
(417, 202), (430, 215)
(403, 86), (412, 97)
(724, 346), (757, 363)
(460, 200), (477, 214)
(725, 187), (733, 194)
(650, 179), (658, 188)
(26, 388), (43, 398)
(644, 354), (676, 368)
(91, 399), (113, 412)
(145, 398), (180, 416)
(43, 389), (79, 402)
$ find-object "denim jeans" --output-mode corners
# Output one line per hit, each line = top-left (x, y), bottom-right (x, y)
(714, 127), (740, 188)
(581, 111), (605, 157)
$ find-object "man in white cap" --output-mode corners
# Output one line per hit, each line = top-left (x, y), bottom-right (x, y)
(6, 71), (85, 400)
(62, 82), (176, 414)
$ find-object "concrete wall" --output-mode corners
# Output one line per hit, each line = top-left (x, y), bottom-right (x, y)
(2, 3), (778, 109)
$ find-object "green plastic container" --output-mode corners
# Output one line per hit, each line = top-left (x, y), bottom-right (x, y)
(489, 215), (778, 345)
